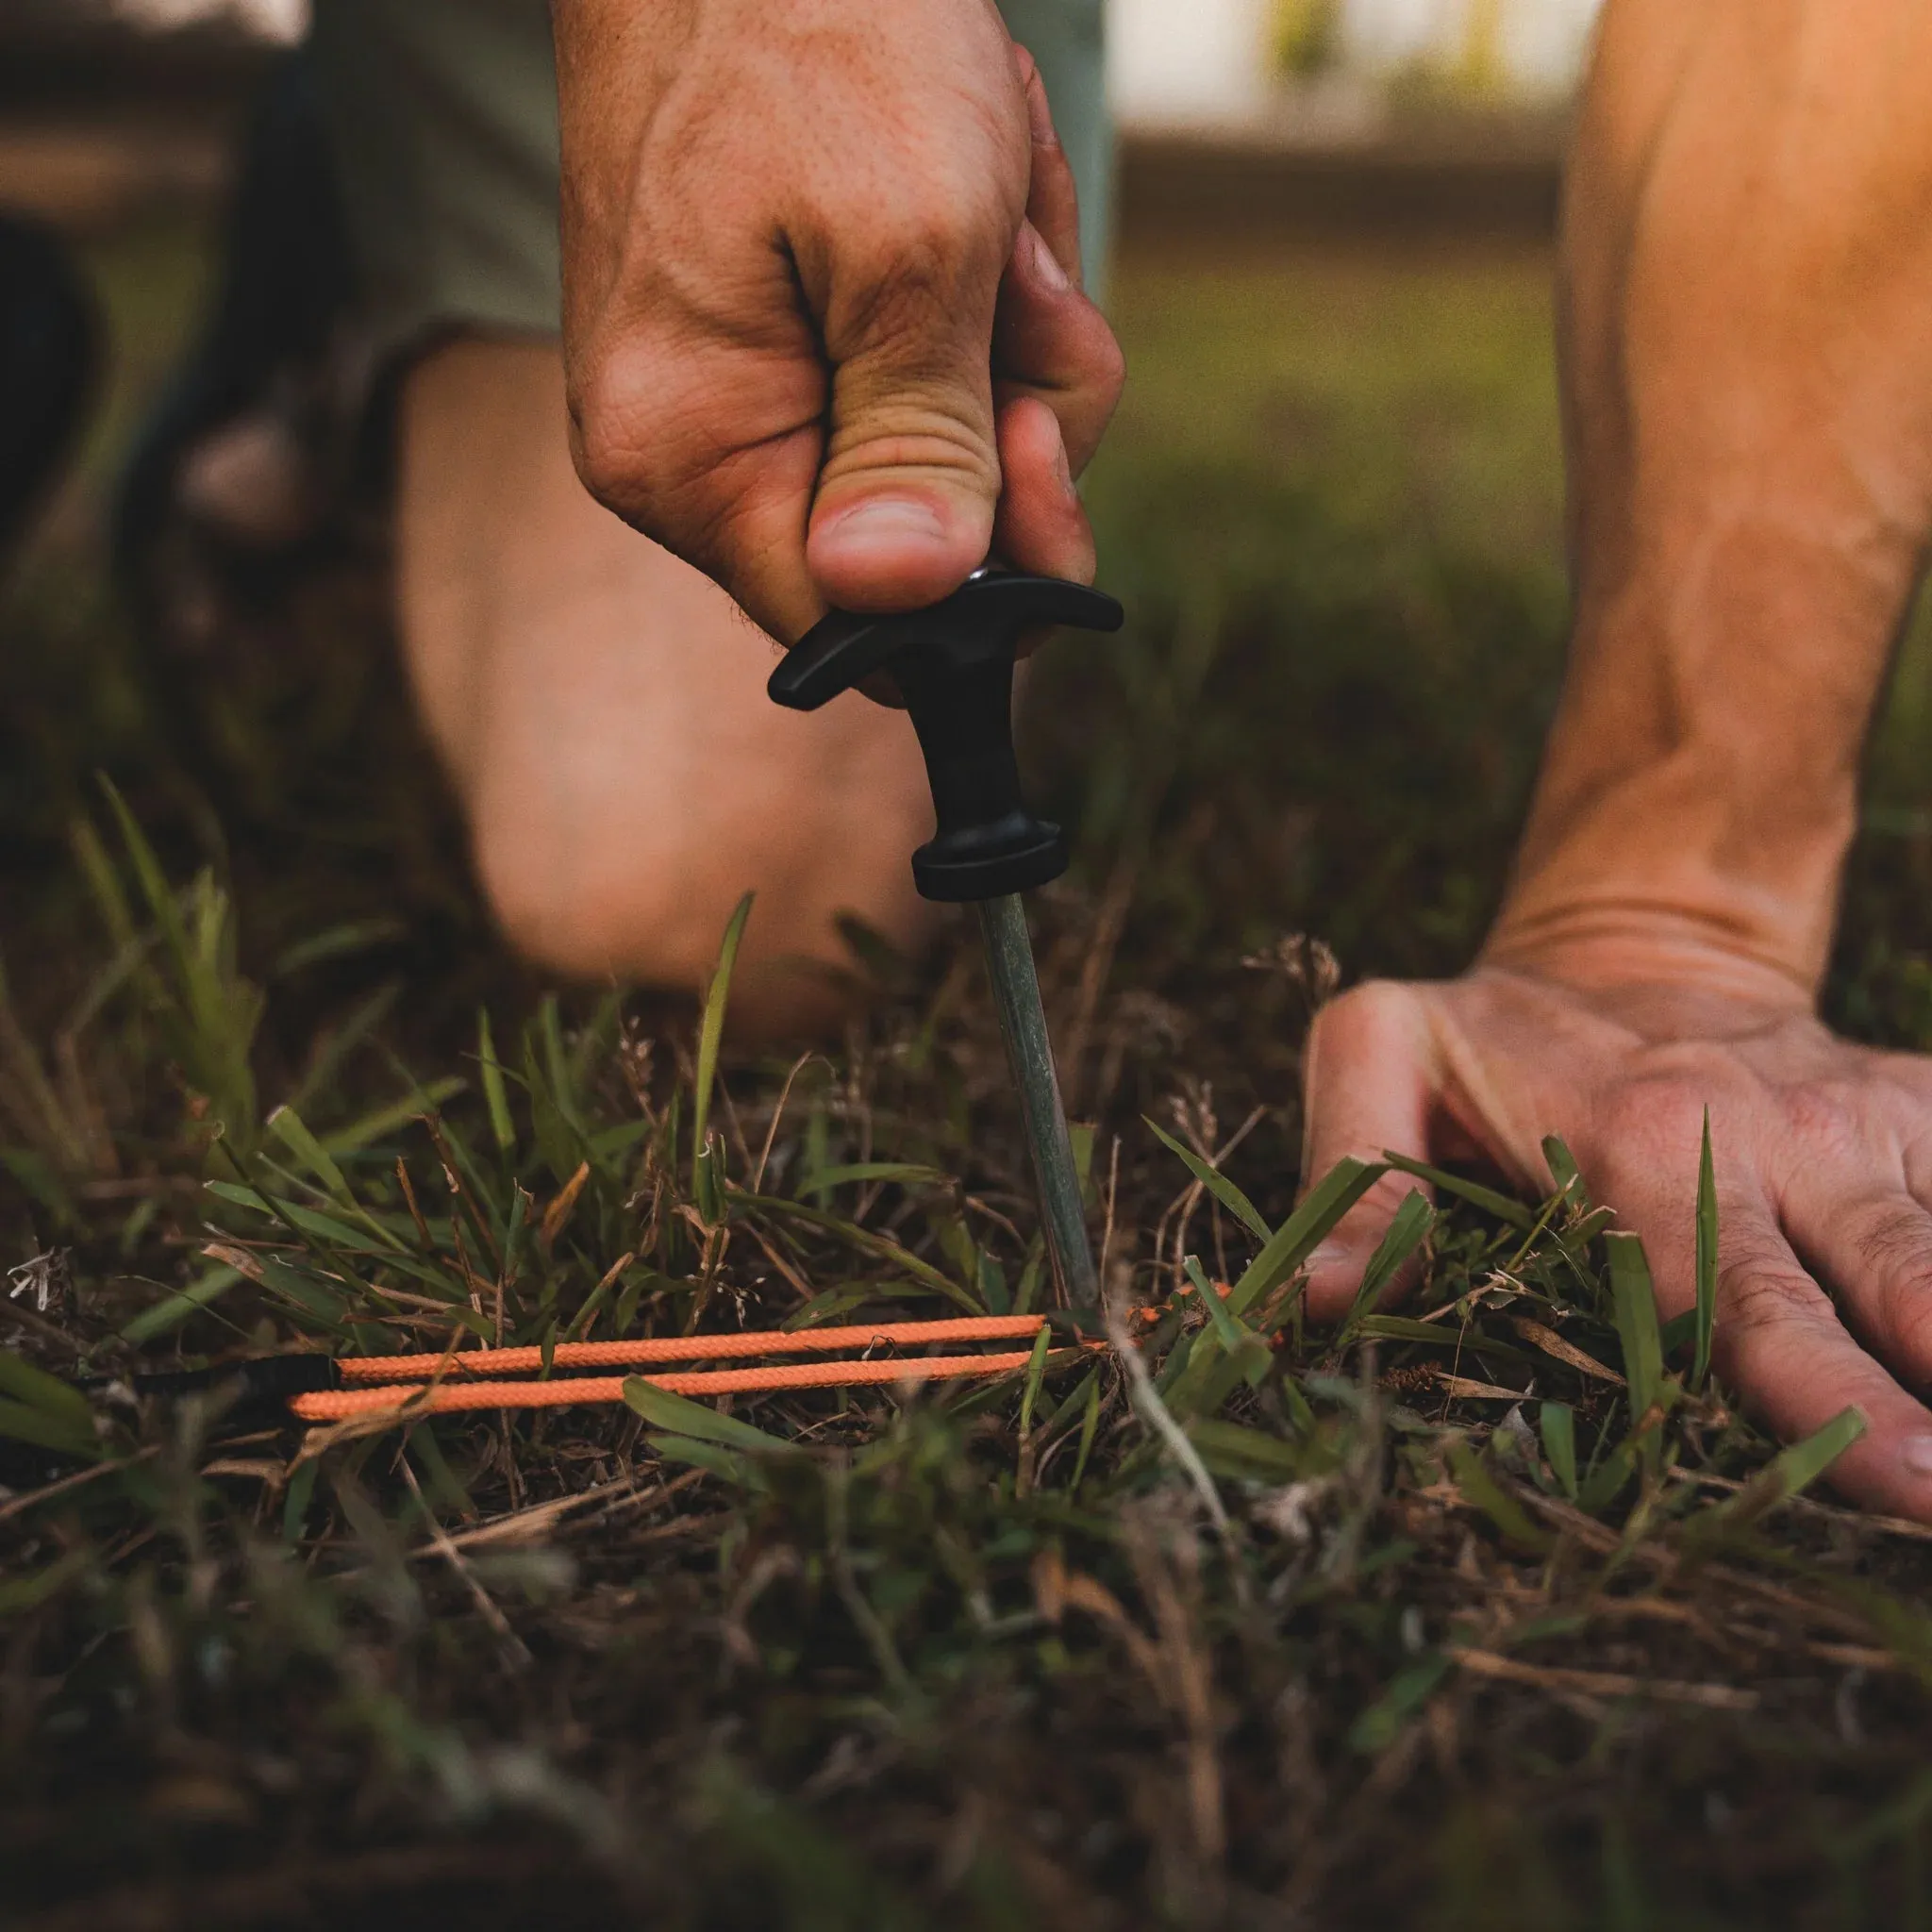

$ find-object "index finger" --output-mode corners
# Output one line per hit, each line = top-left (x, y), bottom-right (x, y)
(1012, 43), (1082, 284)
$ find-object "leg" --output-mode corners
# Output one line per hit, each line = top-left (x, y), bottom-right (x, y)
(396, 335), (935, 1032)
(312, 0), (1110, 1026)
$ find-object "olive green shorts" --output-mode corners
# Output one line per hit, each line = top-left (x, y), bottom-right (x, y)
(308, 0), (1111, 358)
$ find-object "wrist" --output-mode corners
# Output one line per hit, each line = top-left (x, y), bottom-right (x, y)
(1481, 902), (1824, 1008)
(1485, 601), (1863, 1004)
(1485, 781), (1852, 1007)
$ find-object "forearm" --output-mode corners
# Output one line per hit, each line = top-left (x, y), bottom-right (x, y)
(1487, 0), (1932, 1000)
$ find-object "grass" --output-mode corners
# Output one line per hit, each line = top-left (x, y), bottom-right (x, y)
(5, 211), (1932, 1929)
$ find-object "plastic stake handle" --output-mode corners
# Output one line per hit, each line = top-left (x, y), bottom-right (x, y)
(767, 568), (1124, 902)
(767, 567), (1120, 1306)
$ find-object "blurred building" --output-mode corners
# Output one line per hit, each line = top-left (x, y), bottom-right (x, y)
(113, 0), (304, 37)
(1109, 0), (1603, 128)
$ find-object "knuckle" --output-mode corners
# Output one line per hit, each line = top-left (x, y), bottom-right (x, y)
(567, 346), (751, 575)
(1776, 1078), (1865, 1161)
(1315, 977), (1422, 1038)
(1597, 1075), (1709, 1170)
(1884, 1282), (1932, 1368)
(567, 342), (660, 513)
(834, 191), (1015, 335)
(1852, 1205), (1930, 1280)
(1716, 1241), (1823, 1332)
(1850, 1209), (1932, 1355)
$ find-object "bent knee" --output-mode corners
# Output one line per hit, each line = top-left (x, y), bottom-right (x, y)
(469, 786), (930, 1037)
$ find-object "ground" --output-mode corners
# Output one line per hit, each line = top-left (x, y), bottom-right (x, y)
(5, 205), (1932, 1931)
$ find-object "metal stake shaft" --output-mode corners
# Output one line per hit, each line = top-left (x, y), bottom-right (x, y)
(975, 893), (1096, 1307)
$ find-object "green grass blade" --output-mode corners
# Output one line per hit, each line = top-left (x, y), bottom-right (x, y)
(691, 892), (755, 1202)
(1446, 1438), (1550, 1552)
(270, 917), (408, 980)
(98, 775), (190, 988)
(1227, 1156), (1387, 1318)
(1540, 1401), (1578, 1500)
(1693, 1108), (1718, 1392)
(0, 1352), (93, 1426)
(623, 1376), (799, 1455)
(736, 1194), (984, 1312)
(1348, 1654), (1453, 1755)
(0, 1395), (98, 1460)
(781, 1282), (942, 1329)
(1341, 1189), (1432, 1335)
(798, 1162), (948, 1193)
(1, 1148), (74, 1225)
(1713, 1406), (1866, 1527)
(476, 1008), (515, 1154)
(1541, 1134), (1591, 1212)
(1184, 1416), (1306, 1482)
(0, 1548), (92, 1618)
(319, 1079), (465, 1158)
(69, 814), (135, 954)
(119, 1261), (243, 1343)
(281, 1457), (320, 1543)
(1143, 1116), (1272, 1240)
(1380, 1151), (1535, 1229)
(1605, 1232), (1664, 1425)
(647, 1435), (763, 1488)
(268, 1105), (350, 1202)
(204, 1181), (405, 1256)
(278, 982), (401, 1120)
(1069, 1373), (1103, 1492)
(97, 778), (261, 1149)
(1575, 1441), (1637, 1516)
(1017, 1324), (1052, 1449)
(1182, 1253), (1249, 1352)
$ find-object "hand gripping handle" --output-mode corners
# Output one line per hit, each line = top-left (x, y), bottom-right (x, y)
(766, 569), (1124, 902)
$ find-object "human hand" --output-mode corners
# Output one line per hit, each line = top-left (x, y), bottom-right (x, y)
(552, 0), (1124, 643)
(1300, 952), (1932, 1518)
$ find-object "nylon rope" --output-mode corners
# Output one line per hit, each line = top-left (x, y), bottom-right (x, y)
(337, 1312), (1064, 1381)
(291, 1348), (1053, 1422)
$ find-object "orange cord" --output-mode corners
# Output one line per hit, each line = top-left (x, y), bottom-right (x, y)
(338, 1312), (1064, 1381)
(291, 1349), (1051, 1422)
(287, 1297), (1196, 1426)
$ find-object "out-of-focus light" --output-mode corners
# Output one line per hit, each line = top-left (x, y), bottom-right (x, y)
(110, 0), (309, 45)
(1109, 0), (1605, 127)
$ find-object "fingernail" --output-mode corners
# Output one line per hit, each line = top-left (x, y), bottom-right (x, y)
(821, 497), (947, 543)
(1053, 428), (1075, 502)
(1025, 222), (1070, 293)
(1902, 1435), (1932, 1476)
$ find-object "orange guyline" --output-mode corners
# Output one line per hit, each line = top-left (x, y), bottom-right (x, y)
(284, 1304), (1191, 1424)
(291, 1349), (1065, 1422)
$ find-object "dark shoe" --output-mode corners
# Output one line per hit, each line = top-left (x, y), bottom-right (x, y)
(113, 44), (360, 623)
(0, 212), (98, 561)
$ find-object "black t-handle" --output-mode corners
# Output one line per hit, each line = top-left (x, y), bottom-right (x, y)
(767, 568), (1124, 902)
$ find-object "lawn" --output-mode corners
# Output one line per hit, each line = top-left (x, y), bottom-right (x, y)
(4, 208), (1932, 1930)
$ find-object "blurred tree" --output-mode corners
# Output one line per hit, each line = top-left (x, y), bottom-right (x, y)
(1273, 0), (1342, 79)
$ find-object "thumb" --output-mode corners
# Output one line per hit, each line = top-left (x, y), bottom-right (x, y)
(804, 238), (1009, 614)
(1300, 980), (1443, 1321)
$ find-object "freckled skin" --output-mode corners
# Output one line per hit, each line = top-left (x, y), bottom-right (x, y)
(1301, 0), (1932, 1519)
(551, 0), (1122, 641)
